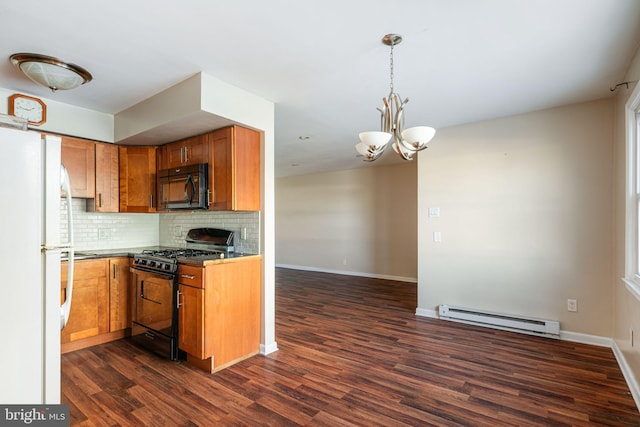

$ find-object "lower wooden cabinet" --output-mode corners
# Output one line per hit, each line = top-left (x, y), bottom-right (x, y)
(109, 257), (131, 332)
(178, 257), (261, 372)
(60, 259), (109, 344)
(61, 256), (131, 353)
(178, 283), (205, 357)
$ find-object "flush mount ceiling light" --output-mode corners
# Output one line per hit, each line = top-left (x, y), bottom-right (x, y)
(10, 53), (93, 91)
(356, 34), (436, 161)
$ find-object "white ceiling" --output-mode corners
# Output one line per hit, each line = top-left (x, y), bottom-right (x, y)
(1, 0), (639, 177)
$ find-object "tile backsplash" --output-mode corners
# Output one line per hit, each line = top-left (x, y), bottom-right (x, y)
(61, 198), (260, 253)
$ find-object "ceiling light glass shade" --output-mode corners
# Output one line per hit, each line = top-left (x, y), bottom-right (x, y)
(401, 126), (436, 148)
(355, 142), (378, 161)
(359, 131), (392, 148)
(10, 53), (93, 91)
(392, 140), (415, 160)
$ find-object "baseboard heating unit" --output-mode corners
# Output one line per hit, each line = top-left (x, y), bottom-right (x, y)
(438, 304), (560, 338)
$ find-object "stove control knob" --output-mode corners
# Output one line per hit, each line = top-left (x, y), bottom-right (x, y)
(149, 261), (156, 267)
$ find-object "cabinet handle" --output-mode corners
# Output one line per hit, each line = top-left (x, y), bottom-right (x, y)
(113, 264), (116, 279)
(207, 189), (212, 207)
(181, 274), (196, 280)
(185, 147), (189, 163)
(98, 193), (102, 208)
(180, 147), (184, 163)
(177, 290), (184, 308)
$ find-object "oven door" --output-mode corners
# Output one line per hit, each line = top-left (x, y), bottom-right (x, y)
(131, 268), (179, 359)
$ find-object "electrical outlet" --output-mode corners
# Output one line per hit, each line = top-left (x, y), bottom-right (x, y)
(342, 258), (347, 266)
(567, 299), (577, 312)
(174, 225), (182, 237)
(98, 229), (108, 240)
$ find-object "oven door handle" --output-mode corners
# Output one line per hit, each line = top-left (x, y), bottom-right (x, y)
(140, 280), (162, 305)
(132, 266), (176, 280)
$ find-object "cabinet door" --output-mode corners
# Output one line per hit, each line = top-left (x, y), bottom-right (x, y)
(60, 259), (109, 343)
(94, 143), (119, 212)
(119, 146), (157, 212)
(210, 126), (260, 211)
(210, 127), (233, 211)
(166, 134), (210, 168)
(184, 134), (209, 166)
(178, 284), (205, 358)
(109, 257), (131, 332)
(233, 126), (260, 211)
(61, 137), (95, 198)
(205, 257), (261, 367)
(165, 141), (185, 169)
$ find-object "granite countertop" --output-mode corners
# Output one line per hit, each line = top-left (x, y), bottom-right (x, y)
(61, 246), (258, 262)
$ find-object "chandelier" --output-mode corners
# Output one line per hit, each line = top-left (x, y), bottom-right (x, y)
(356, 34), (435, 161)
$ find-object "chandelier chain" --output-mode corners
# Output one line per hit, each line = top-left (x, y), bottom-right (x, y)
(389, 42), (395, 94)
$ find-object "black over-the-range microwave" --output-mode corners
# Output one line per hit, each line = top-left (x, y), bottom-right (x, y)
(158, 163), (208, 210)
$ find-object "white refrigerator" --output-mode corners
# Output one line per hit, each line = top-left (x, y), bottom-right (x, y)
(0, 118), (75, 404)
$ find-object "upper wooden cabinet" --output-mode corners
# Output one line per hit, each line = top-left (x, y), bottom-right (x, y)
(61, 137), (95, 198)
(161, 133), (209, 169)
(93, 143), (119, 212)
(119, 146), (157, 213)
(210, 126), (260, 211)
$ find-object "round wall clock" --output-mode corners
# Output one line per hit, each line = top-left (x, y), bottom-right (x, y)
(8, 93), (47, 126)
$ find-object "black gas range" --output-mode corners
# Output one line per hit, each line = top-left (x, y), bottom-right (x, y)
(130, 228), (235, 360)
(132, 247), (227, 274)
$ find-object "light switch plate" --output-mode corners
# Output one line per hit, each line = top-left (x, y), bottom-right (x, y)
(428, 207), (441, 217)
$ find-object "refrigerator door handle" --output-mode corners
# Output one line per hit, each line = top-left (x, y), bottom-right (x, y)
(60, 165), (74, 330)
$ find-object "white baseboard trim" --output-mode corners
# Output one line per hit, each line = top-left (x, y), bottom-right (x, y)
(559, 331), (613, 347)
(612, 340), (640, 410)
(415, 308), (438, 318)
(275, 264), (417, 283)
(260, 341), (279, 355)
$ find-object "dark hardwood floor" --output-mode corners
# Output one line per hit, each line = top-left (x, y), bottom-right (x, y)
(62, 268), (640, 426)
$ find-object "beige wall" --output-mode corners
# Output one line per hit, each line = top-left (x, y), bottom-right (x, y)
(275, 163), (417, 281)
(417, 99), (615, 337)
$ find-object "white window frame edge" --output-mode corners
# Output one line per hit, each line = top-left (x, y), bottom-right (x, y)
(624, 82), (640, 302)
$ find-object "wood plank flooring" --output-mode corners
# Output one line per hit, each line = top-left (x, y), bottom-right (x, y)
(62, 268), (640, 426)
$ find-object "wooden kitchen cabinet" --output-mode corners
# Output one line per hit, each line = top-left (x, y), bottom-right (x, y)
(61, 256), (132, 353)
(119, 146), (157, 212)
(178, 264), (205, 357)
(109, 257), (131, 332)
(92, 142), (119, 212)
(162, 133), (209, 169)
(60, 259), (109, 345)
(178, 257), (261, 372)
(209, 126), (260, 211)
(178, 284), (205, 358)
(61, 136), (95, 198)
